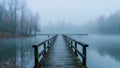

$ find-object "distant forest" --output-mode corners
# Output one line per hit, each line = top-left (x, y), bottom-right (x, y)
(0, 0), (40, 36)
(86, 10), (120, 34)
(1, 0), (120, 35)
(95, 11), (120, 34)
(43, 11), (120, 34)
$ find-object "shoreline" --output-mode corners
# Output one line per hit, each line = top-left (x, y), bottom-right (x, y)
(0, 32), (35, 39)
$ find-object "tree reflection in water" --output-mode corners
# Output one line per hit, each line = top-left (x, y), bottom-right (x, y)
(0, 36), (43, 68)
(89, 35), (120, 63)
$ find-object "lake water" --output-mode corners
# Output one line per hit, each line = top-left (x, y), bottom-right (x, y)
(0, 35), (120, 68)
(71, 35), (120, 68)
(0, 36), (49, 68)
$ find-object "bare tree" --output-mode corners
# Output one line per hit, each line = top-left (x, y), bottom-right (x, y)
(34, 12), (40, 35)
(0, 0), (41, 36)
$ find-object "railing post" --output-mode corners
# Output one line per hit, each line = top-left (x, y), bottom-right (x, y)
(63, 35), (88, 68)
(75, 42), (78, 57)
(32, 35), (58, 68)
(70, 40), (73, 48)
(48, 40), (50, 48)
(68, 39), (70, 45)
(33, 45), (38, 68)
(68, 38), (70, 45)
(44, 43), (46, 55)
(51, 39), (53, 45)
(53, 36), (55, 44)
(82, 46), (87, 67)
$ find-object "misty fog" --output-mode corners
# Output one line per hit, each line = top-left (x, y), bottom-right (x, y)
(41, 10), (120, 34)
(1, 0), (120, 68)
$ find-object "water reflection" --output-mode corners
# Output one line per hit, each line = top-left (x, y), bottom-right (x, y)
(71, 35), (120, 68)
(0, 36), (47, 68)
(94, 35), (120, 62)
(1, 35), (120, 68)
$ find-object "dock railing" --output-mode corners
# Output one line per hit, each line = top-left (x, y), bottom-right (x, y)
(63, 34), (88, 68)
(32, 34), (58, 68)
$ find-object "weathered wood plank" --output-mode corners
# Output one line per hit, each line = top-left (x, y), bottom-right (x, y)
(38, 35), (82, 68)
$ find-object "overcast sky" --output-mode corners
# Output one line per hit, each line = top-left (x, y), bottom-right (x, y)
(27, 0), (120, 26)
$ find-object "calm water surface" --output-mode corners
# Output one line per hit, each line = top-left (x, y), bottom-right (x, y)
(0, 36), (49, 68)
(71, 35), (120, 68)
(0, 35), (120, 68)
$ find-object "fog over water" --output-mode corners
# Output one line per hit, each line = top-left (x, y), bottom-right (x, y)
(27, 0), (120, 27)
(0, 0), (120, 68)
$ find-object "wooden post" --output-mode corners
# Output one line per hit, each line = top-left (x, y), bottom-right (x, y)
(71, 40), (73, 48)
(82, 46), (87, 67)
(33, 45), (38, 68)
(44, 43), (46, 55)
(70, 39), (71, 46)
(69, 39), (70, 45)
(75, 42), (78, 57)
(49, 39), (51, 46)
(53, 36), (55, 44)
(51, 38), (53, 45)
(48, 40), (50, 48)
(68, 38), (70, 45)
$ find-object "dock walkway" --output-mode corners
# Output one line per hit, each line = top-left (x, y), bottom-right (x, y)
(39, 35), (81, 68)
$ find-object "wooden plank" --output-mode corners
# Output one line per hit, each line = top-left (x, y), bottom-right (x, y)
(37, 35), (82, 68)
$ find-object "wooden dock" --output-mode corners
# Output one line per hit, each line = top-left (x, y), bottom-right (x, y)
(33, 34), (88, 68)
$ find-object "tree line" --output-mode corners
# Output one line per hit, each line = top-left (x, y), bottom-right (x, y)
(0, 0), (40, 36)
(97, 11), (120, 34)
(82, 10), (120, 34)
